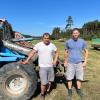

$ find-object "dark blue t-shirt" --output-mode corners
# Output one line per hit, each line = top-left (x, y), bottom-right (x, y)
(65, 38), (87, 64)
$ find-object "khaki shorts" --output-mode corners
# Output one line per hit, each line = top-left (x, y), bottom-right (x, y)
(65, 63), (84, 81)
(39, 67), (54, 85)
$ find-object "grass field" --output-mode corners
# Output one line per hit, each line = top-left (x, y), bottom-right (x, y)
(32, 40), (100, 100)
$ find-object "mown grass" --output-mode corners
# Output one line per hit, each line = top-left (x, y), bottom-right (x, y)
(32, 40), (100, 100)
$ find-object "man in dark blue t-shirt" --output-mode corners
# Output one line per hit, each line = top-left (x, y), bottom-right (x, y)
(64, 28), (88, 99)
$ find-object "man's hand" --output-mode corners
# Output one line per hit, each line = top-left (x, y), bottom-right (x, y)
(64, 61), (68, 67)
(82, 61), (87, 67)
(53, 60), (57, 66)
(20, 49), (36, 65)
(20, 60), (29, 64)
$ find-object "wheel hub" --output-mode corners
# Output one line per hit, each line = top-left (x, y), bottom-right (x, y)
(6, 76), (28, 96)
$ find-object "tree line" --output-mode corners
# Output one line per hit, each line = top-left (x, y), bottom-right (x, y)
(51, 16), (100, 40)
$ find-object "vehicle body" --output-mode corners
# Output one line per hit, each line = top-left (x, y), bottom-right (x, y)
(0, 19), (38, 100)
(91, 38), (100, 49)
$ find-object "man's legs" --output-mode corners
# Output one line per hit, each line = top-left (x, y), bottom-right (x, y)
(39, 67), (48, 100)
(67, 80), (72, 100)
(77, 80), (81, 89)
(41, 84), (46, 95)
(66, 63), (75, 89)
(76, 63), (84, 98)
(67, 80), (72, 89)
(39, 67), (54, 100)
(76, 63), (83, 89)
(47, 67), (54, 92)
(47, 82), (51, 92)
(66, 63), (75, 99)
(76, 80), (84, 99)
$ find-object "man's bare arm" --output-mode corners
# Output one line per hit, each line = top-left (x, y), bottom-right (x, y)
(21, 49), (36, 64)
(53, 49), (58, 65)
(83, 48), (88, 67)
(64, 49), (68, 67)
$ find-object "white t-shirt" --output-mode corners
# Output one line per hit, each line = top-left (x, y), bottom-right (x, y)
(33, 42), (57, 67)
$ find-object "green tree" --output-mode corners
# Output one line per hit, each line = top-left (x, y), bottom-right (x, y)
(65, 16), (73, 30)
(51, 27), (61, 39)
(82, 20), (100, 38)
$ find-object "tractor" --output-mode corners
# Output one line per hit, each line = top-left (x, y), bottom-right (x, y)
(0, 19), (64, 100)
(0, 18), (38, 100)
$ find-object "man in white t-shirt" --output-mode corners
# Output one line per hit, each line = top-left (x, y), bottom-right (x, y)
(21, 33), (58, 100)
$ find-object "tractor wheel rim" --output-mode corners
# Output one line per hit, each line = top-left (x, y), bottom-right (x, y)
(6, 76), (28, 95)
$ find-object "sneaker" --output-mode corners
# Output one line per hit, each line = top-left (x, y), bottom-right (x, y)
(67, 89), (72, 100)
(40, 94), (45, 100)
(77, 89), (84, 99)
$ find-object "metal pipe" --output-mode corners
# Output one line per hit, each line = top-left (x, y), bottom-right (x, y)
(2, 40), (38, 61)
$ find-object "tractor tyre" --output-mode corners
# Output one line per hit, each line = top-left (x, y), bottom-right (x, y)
(0, 62), (37, 100)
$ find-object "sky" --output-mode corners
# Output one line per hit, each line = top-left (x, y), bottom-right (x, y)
(0, 0), (100, 36)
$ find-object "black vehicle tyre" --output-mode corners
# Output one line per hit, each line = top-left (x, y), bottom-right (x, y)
(0, 62), (37, 100)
